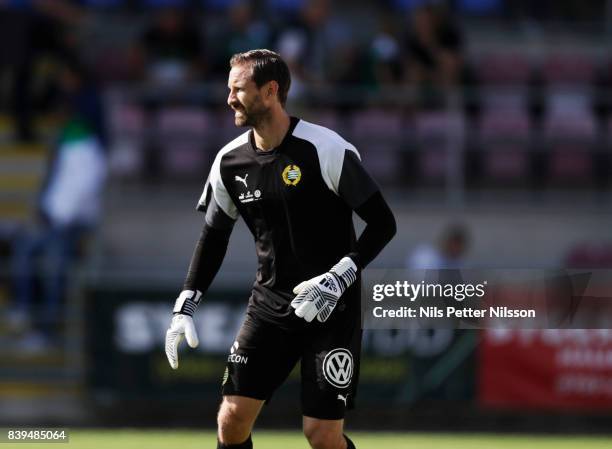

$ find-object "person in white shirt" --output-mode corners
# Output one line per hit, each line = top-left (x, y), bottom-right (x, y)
(10, 59), (107, 348)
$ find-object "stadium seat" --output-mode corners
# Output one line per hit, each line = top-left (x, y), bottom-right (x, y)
(350, 109), (404, 185)
(415, 112), (462, 183)
(483, 144), (528, 181)
(478, 94), (530, 182)
(92, 47), (136, 82)
(480, 90), (527, 115)
(420, 147), (447, 181)
(350, 109), (403, 139)
(476, 53), (532, 85)
(309, 109), (341, 133)
(479, 103), (529, 140)
(606, 116), (612, 136)
(542, 53), (595, 84)
(545, 115), (596, 141)
(544, 91), (596, 141)
(549, 145), (593, 182)
(161, 141), (212, 178)
(156, 107), (215, 176)
(108, 102), (145, 140)
(106, 99), (146, 178)
(219, 110), (245, 143)
(157, 107), (213, 138)
(109, 139), (145, 178)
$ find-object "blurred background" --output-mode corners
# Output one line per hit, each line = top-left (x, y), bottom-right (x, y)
(1, 0), (612, 435)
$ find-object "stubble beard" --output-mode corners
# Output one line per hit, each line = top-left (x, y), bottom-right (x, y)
(233, 96), (270, 128)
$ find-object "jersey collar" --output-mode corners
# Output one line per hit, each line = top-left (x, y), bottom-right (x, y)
(249, 116), (300, 156)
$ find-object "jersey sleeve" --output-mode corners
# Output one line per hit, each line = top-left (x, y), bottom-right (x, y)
(182, 221), (232, 294)
(337, 149), (380, 210)
(196, 152), (239, 228)
(350, 190), (396, 268)
(185, 152), (237, 293)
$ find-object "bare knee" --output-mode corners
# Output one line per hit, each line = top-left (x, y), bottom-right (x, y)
(303, 421), (345, 449)
(217, 397), (259, 445)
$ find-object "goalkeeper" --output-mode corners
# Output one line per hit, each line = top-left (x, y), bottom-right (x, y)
(165, 49), (396, 449)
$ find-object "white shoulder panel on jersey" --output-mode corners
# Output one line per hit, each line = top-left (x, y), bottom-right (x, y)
(292, 119), (360, 195)
(197, 131), (249, 219)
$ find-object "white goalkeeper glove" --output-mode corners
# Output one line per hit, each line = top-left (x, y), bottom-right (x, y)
(291, 257), (358, 323)
(165, 289), (202, 369)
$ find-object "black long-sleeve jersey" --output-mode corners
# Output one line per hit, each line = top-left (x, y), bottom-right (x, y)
(185, 116), (396, 327)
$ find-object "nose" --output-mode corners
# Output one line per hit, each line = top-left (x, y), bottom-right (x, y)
(227, 90), (236, 107)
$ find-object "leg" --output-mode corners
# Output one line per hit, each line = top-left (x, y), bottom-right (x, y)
(217, 395), (263, 446)
(300, 297), (362, 449)
(41, 226), (84, 336)
(11, 230), (47, 316)
(303, 417), (349, 449)
(219, 312), (301, 446)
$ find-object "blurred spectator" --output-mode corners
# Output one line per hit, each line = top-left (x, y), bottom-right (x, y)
(505, 0), (605, 22)
(275, 0), (356, 109)
(0, 0), (84, 142)
(134, 6), (203, 85)
(274, 0), (339, 84)
(209, 0), (271, 79)
(407, 223), (470, 269)
(276, 29), (308, 103)
(369, 17), (404, 87)
(457, 0), (503, 16)
(10, 57), (107, 350)
(326, 38), (375, 114)
(403, 4), (464, 108)
(266, 0), (306, 19)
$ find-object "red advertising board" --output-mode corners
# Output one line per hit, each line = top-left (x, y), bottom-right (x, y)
(480, 329), (612, 410)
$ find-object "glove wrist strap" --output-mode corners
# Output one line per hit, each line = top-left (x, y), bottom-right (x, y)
(173, 289), (202, 316)
(330, 257), (358, 291)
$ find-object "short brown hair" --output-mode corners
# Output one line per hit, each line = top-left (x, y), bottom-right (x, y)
(230, 49), (291, 106)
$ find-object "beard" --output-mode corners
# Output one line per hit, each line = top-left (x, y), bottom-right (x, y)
(232, 95), (270, 127)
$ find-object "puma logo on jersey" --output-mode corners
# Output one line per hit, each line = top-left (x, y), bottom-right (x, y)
(337, 393), (349, 406)
(235, 173), (249, 188)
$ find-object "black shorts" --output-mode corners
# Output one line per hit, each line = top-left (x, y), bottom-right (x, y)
(221, 307), (362, 420)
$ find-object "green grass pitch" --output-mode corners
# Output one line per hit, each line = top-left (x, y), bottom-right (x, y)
(11, 430), (612, 449)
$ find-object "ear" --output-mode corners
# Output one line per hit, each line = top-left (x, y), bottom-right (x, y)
(266, 80), (279, 101)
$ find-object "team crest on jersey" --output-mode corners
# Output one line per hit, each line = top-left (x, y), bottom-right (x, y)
(282, 165), (301, 186)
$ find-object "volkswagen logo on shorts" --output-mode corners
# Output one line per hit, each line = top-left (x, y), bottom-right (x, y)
(322, 348), (353, 388)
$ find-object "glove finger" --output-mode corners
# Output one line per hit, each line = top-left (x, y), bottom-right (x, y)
(292, 281), (308, 295)
(165, 329), (183, 369)
(184, 319), (199, 348)
(303, 304), (319, 322)
(291, 290), (308, 309)
(291, 286), (312, 308)
(294, 300), (311, 318)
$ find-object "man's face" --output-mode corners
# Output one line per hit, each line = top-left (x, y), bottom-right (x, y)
(227, 64), (271, 127)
